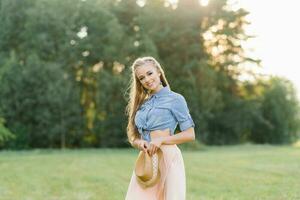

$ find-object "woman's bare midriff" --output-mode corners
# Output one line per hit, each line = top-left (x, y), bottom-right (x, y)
(150, 128), (170, 140)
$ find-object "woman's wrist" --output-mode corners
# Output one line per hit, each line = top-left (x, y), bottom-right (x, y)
(132, 139), (139, 148)
(133, 139), (142, 149)
(160, 136), (169, 145)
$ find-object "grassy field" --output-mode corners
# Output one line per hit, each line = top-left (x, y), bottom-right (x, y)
(0, 144), (299, 200)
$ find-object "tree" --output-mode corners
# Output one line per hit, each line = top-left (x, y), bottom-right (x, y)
(250, 77), (300, 144)
(0, 54), (84, 148)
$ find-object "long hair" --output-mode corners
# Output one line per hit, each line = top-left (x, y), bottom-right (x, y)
(125, 56), (170, 145)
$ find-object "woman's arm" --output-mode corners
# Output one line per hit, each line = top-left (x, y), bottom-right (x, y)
(161, 127), (195, 145)
(148, 127), (195, 156)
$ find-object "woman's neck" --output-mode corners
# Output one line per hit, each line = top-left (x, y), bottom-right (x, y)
(150, 85), (163, 95)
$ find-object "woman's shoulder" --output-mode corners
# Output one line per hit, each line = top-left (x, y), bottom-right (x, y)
(169, 91), (186, 102)
(158, 90), (186, 107)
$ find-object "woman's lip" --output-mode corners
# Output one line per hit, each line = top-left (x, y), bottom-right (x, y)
(147, 82), (154, 87)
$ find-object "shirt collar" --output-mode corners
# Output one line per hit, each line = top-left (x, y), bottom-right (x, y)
(150, 85), (171, 98)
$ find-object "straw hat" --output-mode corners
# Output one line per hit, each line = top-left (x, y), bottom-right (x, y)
(134, 149), (162, 188)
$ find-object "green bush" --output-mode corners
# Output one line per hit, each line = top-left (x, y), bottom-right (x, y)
(0, 117), (15, 148)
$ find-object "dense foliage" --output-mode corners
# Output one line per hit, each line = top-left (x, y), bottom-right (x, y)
(0, 0), (299, 148)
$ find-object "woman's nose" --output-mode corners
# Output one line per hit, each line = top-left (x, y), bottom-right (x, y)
(144, 76), (150, 83)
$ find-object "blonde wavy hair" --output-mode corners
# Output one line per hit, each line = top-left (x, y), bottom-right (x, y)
(125, 56), (170, 145)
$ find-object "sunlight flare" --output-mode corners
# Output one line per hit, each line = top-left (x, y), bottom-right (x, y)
(200, 0), (209, 7)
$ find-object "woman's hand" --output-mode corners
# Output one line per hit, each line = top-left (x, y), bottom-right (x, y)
(137, 139), (149, 153)
(148, 137), (164, 156)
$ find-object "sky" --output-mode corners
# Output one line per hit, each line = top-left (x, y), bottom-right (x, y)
(238, 0), (300, 99)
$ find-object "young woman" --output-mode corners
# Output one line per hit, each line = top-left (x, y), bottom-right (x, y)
(125, 56), (195, 200)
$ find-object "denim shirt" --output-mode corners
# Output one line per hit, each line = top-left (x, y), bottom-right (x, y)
(134, 86), (195, 142)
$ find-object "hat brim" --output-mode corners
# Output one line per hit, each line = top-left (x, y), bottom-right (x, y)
(135, 149), (162, 188)
(136, 168), (161, 188)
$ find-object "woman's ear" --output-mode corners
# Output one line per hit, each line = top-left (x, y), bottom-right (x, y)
(158, 70), (161, 77)
(156, 68), (161, 76)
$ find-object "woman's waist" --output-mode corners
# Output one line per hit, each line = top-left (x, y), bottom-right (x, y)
(149, 129), (179, 151)
(150, 128), (171, 140)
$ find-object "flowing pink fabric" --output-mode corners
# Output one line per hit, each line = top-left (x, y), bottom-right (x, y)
(125, 144), (186, 200)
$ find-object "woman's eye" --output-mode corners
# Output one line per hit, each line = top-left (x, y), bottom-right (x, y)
(139, 77), (144, 80)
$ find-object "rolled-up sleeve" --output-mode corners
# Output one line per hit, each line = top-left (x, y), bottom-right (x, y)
(171, 95), (195, 131)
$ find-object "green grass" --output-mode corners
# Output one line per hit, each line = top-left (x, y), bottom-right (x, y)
(0, 144), (299, 200)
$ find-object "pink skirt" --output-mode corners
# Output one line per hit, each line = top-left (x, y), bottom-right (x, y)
(125, 144), (186, 200)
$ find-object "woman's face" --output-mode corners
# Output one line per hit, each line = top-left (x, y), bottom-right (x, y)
(135, 63), (162, 93)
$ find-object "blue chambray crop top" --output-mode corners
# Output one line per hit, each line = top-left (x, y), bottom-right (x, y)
(134, 86), (195, 142)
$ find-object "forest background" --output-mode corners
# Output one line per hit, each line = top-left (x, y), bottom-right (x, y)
(0, 0), (299, 149)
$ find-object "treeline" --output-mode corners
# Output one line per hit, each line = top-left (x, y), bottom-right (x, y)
(0, 0), (299, 149)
